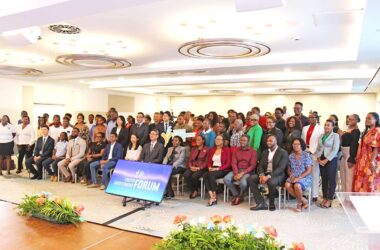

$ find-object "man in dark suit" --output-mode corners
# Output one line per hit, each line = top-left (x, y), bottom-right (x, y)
(139, 129), (165, 163)
(88, 132), (123, 190)
(130, 112), (149, 146)
(248, 134), (288, 211)
(25, 125), (54, 180)
(156, 111), (174, 149)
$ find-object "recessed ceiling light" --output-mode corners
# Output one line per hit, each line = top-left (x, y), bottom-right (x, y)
(48, 24), (81, 34)
(53, 42), (59, 45)
(360, 64), (368, 69)
(180, 23), (188, 27)
(283, 68), (292, 72)
(293, 36), (301, 41)
(246, 26), (253, 30)
(197, 25), (205, 29)
(276, 88), (313, 93)
(209, 20), (216, 24)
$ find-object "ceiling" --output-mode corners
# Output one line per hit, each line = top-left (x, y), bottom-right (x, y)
(1, 0), (380, 96)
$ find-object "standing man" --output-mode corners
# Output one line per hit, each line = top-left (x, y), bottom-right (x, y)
(58, 127), (86, 183)
(106, 109), (118, 141)
(301, 112), (324, 202)
(248, 135), (288, 211)
(246, 114), (263, 155)
(157, 111), (174, 149)
(294, 102), (310, 127)
(25, 125), (54, 180)
(59, 116), (73, 139)
(88, 114), (95, 132)
(130, 112), (149, 146)
(48, 115), (63, 143)
(274, 107), (286, 134)
(227, 109), (237, 136)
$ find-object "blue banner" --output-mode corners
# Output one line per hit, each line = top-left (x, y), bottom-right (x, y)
(106, 160), (172, 203)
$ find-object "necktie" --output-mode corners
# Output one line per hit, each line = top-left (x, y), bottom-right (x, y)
(40, 137), (46, 154)
(150, 143), (154, 152)
(165, 123), (167, 132)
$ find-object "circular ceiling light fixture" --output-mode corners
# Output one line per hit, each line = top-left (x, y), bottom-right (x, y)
(178, 38), (270, 59)
(155, 92), (183, 96)
(209, 89), (243, 95)
(275, 88), (313, 93)
(56, 54), (131, 69)
(0, 65), (43, 76)
(48, 24), (81, 34)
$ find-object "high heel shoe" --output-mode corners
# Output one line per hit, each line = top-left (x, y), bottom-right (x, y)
(295, 203), (303, 212)
(207, 198), (217, 207)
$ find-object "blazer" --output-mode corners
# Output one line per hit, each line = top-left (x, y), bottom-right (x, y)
(162, 146), (186, 168)
(188, 146), (210, 170)
(316, 132), (340, 161)
(275, 118), (286, 134)
(156, 121), (174, 147)
(130, 123), (149, 146)
(283, 129), (301, 153)
(207, 146), (231, 171)
(111, 126), (130, 148)
(33, 136), (54, 158)
(261, 127), (284, 150)
(258, 147), (288, 179)
(102, 142), (123, 162)
(139, 141), (165, 163)
(301, 124), (324, 154)
(66, 137), (87, 161)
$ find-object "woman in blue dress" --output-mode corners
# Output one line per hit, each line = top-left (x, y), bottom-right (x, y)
(285, 138), (312, 212)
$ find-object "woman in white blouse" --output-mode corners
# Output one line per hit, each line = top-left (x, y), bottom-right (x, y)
(15, 116), (36, 174)
(125, 134), (142, 161)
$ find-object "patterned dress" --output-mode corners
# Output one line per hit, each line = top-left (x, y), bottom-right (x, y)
(353, 127), (380, 192)
(286, 151), (312, 190)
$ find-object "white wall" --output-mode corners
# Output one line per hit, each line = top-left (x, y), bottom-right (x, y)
(170, 94), (377, 130)
(0, 78), (170, 124)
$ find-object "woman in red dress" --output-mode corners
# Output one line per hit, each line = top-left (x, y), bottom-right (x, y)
(353, 112), (380, 192)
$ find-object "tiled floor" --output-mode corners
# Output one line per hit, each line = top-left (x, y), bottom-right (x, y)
(0, 173), (369, 250)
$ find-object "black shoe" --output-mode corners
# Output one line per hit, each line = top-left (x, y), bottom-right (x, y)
(312, 197), (318, 203)
(30, 175), (39, 180)
(16, 170), (22, 174)
(250, 202), (268, 211)
(269, 203), (276, 211)
(37, 176), (42, 180)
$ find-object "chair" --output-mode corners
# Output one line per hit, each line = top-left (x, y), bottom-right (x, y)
(57, 168), (77, 183)
(200, 178), (228, 202)
(248, 185), (287, 210)
(172, 174), (185, 196)
(284, 186), (312, 212)
(216, 178), (228, 203)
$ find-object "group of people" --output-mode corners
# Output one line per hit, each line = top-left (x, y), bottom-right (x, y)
(0, 102), (379, 212)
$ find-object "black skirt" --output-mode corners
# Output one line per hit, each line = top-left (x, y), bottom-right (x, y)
(0, 141), (14, 156)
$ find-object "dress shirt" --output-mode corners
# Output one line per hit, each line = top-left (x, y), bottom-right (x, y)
(125, 145), (142, 161)
(15, 124), (36, 145)
(55, 141), (67, 157)
(267, 146), (278, 173)
(231, 146), (257, 174)
(108, 142), (115, 160)
(0, 123), (16, 143)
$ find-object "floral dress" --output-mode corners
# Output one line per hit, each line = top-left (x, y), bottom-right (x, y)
(286, 151), (312, 190)
(353, 127), (380, 192)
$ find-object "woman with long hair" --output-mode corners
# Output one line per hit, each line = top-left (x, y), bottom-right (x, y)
(353, 112), (380, 192)
(75, 113), (89, 142)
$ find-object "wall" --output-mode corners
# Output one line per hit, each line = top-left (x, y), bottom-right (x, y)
(170, 93), (377, 130)
(0, 78), (170, 124)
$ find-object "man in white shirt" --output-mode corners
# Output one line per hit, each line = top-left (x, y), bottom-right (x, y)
(301, 113), (324, 202)
(59, 117), (73, 140)
(106, 110), (118, 141)
(49, 115), (63, 143)
(15, 116), (36, 173)
(88, 114), (95, 132)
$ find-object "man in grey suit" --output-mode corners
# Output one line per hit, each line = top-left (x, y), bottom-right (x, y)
(130, 112), (149, 146)
(249, 135), (288, 211)
(139, 129), (165, 164)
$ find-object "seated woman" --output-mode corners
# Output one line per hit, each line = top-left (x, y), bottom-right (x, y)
(285, 138), (312, 212)
(224, 134), (257, 205)
(125, 134), (142, 161)
(203, 135), (231, 206)
(184, 135), (209, 199)
(163, 136), (186, 199)
(42, 132), (68, 181)
(77, 132), (106, 185)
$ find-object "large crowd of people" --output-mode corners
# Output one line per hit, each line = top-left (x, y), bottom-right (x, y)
(0, 102), (379, 212)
